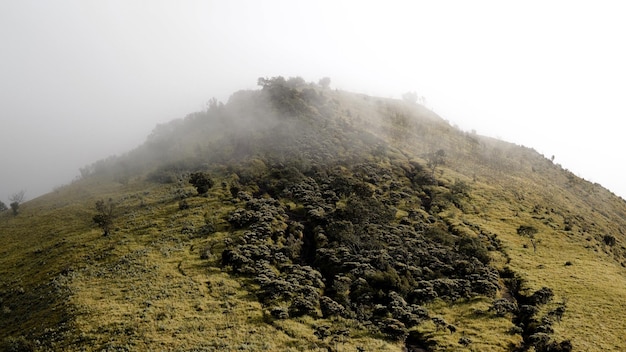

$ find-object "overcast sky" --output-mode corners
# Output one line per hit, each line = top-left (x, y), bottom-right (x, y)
(2, 0), (626, 202)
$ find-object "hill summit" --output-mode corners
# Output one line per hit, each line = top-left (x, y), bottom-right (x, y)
(2, 76), (626, 351)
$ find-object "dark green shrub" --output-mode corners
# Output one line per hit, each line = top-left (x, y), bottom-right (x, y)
(603, 234), (616, 246)
(517, 225), (538, 237)
(289, 296), (319, 317)
(380, 318), (408, 341)
(319, 296), (346, 318)
(270, 306), (289, 319)
(457, 236), (491, 264)
(459, 336), (472, 346)
(489, 298), (518, 317)
(229, 184), (240, 198)
(189, 172), (214, 195)
(530, 287), (554, 305)
(198, 222), (216, 236)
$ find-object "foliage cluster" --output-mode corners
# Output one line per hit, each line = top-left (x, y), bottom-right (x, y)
(220, 156), (500, 342)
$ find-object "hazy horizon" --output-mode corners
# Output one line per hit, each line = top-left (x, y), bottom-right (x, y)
(2, 0), (626, 203)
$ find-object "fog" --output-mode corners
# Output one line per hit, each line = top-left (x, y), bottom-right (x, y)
(2, 0), (626, 202)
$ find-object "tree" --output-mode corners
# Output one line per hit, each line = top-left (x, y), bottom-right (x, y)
(402, 91), (418, 104)
(0, 201), (7, 212)
(318, 77), (331, 89)
(427, 149), (446, 175)
(258, 76), (286, 89)
(9, 190), (25, 216)
(517, 225), (539, 252)
(93, 199), (115, 236)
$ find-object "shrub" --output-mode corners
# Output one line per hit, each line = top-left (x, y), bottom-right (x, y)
(319, 296), (346, 318)
(189, 172), (214, 195)
(8, 190), (25, 216)
(380, 318), (408, 341)
(93, 199), (115, 236)
(603, 234), (616, 246)
(517, 225), (538, 237)
(0, 201), (7, 212)
(289, 296), (319, 317)
(530, 287), (554, 305)
(269, 306), (289, 319)
(457, 236), (491, 264)
(459, 336), (472, 346)
(489, 298), (518, 317)
(318, 77), (331, 89)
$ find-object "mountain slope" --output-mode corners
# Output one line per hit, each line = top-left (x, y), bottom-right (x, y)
(2, 77), (626, 351)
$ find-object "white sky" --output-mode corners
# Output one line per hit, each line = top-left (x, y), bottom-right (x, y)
(1, 0), (626, 201)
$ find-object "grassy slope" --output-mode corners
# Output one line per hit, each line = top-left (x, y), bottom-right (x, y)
(1, 176), (399, 351)
(465, 173), (626, 351)
(2, 86), (626, 351)
(332, 90), (626, 350)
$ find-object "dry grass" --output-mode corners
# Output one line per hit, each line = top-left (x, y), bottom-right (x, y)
(0, 176), (402, 351)
(3, 88), (626, 351)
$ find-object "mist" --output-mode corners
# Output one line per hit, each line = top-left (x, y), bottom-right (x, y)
(2, 1), (626, 202)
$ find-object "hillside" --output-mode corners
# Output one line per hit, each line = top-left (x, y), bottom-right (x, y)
(2, 77), (626, 351)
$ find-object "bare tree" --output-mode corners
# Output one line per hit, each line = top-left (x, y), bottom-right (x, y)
(427, 149), (446, 176)
(9, 190), (25, 215)
(93, 199), (115, 235)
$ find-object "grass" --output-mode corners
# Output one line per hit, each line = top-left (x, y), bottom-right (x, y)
(420, 298), (521, 352)
(453, 161), (626, 351)
(0, 175), (402, 351)
(3, 86), (626, 351)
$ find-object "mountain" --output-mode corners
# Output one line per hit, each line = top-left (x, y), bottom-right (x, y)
(2, 76), (626, 351)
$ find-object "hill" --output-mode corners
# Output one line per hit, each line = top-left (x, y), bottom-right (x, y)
(2, 76), (626, 351)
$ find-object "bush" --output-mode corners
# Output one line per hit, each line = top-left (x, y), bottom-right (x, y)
(529, 287), (554, 305)
(459, 336), (472, 346)
(603, 234), (616, 246)
(8, 190), (25, 216)
(380, 318), (408, 341)
(93, 199), (115, 236)
(189, 172), (214, 195)
(319, 296), (346, 318)
(289, 296), (319, 317)
(489, 298), (518, 317)
(0, 201), (7, 212)
(270, 306), (289, 319)
(457, 236), (491, 264)
(517, 225), (538, 237)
